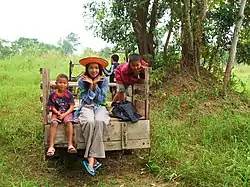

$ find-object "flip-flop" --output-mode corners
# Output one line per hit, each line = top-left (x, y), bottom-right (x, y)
(82, 160), (95, 176)
(67, 145), (77, 153)
(93, 161), (102, 171)
(47, 147), (55, 157)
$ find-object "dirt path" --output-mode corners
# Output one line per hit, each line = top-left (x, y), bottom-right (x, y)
(43, 151), (172, 187)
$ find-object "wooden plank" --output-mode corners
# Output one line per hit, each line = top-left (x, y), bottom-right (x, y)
(44, 120), (150, 150)
(44, 124), (68, 145)
(134, 99), (146, 117)
(43, 81), (117, 88)
(76, 139), (150, 150)
(144, 67), (151, 120)
(40, 68), (50, 125)
(121, 123), (128, 149)
(133, 89), (145, 96)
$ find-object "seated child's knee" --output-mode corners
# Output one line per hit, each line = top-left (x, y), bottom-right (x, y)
(117, 84), (126, 92)
(50, 121), (58, 127)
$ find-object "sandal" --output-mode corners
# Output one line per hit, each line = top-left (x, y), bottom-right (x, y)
(47, 147), (55, 157)
(82, 160), (95, 176)
(67, 145), (77, 153)
(94, 161), (102, 171)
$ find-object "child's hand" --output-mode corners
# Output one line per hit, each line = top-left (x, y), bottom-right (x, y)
(93, 75), (104, 84)
(59, 113), (67, 120)
(56, 111), (61, 116)
(81, 75), (93, 84)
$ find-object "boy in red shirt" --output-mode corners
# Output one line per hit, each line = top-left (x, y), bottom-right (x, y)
(113, 54), (148, 102)
(47, 74), (76, 156)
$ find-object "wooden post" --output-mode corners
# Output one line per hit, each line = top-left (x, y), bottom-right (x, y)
(121, 123), (128, 149)
(40, 68), (50, 125)
(144, 67), (151, 120)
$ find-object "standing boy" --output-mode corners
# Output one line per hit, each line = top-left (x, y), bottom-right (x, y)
(113, 53), (148, 102)
(103, 54), (120, 98)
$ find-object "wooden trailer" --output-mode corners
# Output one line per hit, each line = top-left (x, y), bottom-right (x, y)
(40, 66), (151, 156)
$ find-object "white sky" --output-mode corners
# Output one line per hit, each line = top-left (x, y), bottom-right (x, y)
(0, 0), (110, 52)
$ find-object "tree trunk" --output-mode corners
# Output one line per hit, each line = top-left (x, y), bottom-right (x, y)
(180, 0), (206, 76)
(128, 0), (155, 60)
(222, 0), (246, 95)
(163, 22), (173, 56)
(180, 0), (194, 71)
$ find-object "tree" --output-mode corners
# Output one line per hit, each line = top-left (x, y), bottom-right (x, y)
(58, 32), (80, 55)
(83, 0), (169, 61)
(0, 39), (12, 59)
(223, 0), (247, 94)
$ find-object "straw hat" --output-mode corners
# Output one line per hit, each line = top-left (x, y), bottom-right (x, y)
(79, 57), (108, 68)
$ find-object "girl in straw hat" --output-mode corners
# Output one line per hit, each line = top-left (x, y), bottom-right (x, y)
(75, 57), (110, 176)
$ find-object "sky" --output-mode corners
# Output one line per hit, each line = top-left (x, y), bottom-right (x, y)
(0, 0), (110, 52)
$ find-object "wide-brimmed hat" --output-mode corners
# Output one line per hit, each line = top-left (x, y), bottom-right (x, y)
(79, 57), (108, 68)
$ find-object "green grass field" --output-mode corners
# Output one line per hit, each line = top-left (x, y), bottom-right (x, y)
(0, 54), (250, 186)
(233, 64), (250, 96)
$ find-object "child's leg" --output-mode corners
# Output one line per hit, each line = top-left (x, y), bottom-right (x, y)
(63, 114), (77, 153)
(65, 121), (73, 146)
(88, 157), (95, 168)
(112, 84), (126, 102)
(49, 121), (58, 148)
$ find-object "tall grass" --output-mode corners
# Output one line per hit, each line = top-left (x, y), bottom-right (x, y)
(0, 52), (83, 186)
(149, 91), (250, 186)
(233, 64), (250, 96)
(0, 53), (250, 186)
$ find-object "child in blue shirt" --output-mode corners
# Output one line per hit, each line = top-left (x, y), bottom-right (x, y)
(103, 54), (120, 98)
(75, 57), (110, 176)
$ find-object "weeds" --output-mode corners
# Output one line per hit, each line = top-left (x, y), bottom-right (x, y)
(1, 54), (250, 186)
(150, 91), (250, 186)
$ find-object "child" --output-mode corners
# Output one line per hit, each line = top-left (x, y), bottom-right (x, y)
(103, 54), (120, 98)
(112, 53), (148, 102)
(75, 57), (110, 176)
(47, 74), (76, 156)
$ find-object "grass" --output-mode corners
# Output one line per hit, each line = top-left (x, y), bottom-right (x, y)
(0, 53), (250, 186)
(149, 90), (250, 186)
(0, 53), (160, 187)
(233, 64), (250, 96)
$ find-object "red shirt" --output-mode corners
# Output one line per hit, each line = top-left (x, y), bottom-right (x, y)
(115, 60), (148, 85)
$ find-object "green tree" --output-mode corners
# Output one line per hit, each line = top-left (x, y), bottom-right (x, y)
(0, 39), (12, 59)
(58, 32), (80, 55)
(223, 0), (247, 94)
(83, 0), (169, 61)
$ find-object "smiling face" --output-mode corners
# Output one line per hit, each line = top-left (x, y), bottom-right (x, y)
(130, 60), (141, 73)
(87, 63), (100, 78)
(56, 77), (68, 92)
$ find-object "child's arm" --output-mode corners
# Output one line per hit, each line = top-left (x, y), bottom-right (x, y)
(78, 77), (95, 105)
(59, 92), (75, 120)
(59, 105), (74, 120)
(48, 92), (60, 115)
(94, 77), (109, 103)
(51, 107), (61, 115)
(103, 65), (114, 76)
(114, 65), (123, 84)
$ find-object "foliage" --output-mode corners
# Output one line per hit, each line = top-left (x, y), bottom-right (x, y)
(0, 32), (81, 59)
(83, 0), (137, 54)
(0, 39), (12, 59)
(57, 32), (80, 55)
(83, 0), (171, 58)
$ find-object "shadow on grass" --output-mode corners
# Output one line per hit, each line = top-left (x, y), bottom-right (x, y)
(44, 149), (155, 186)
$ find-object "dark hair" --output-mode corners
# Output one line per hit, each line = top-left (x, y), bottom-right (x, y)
(56, 74), (69, 81)
(84, 63), (103, 78)
(128, 53), (141, 63)
(111, 54), (119, 62)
